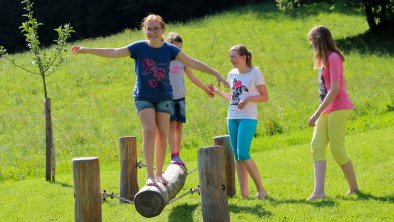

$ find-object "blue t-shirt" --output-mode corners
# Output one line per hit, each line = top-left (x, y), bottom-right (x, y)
(127, 40), (181, 101)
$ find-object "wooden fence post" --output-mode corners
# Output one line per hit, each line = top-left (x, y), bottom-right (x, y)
(198, 145), (230, 222)
(214, 135), (236, 197)
(119, 136), (139, 203)
(72, 157), (102, 222)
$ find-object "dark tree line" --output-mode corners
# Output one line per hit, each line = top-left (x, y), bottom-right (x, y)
(0, 0), (261, 53)
(276, 0), (393, 33)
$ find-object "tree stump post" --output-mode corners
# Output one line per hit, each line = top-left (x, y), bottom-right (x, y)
(214, 135), (236, 197)
(119, 136), (139, 203)
(72, 157), (102, 222)
(198, 145), (230, 222)
(134, 164), (187, 218)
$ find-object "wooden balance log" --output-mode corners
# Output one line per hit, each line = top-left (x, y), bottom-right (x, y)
(134, 164), (187, 218)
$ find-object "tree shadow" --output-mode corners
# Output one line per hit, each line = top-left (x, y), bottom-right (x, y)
(335, 191), (394, 203)
(336, 29), (394, 56)
(168, 203), (199, 222)
(228, 203), (273, 218)
(266, 196), (337, 208)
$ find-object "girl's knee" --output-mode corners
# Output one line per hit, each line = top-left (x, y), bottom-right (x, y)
(143, 127), (156, 138)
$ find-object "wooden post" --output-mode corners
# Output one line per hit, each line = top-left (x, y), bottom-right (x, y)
(214, 135), (236, 197)
(134, 164), (187, 218)
(72, 157), (102, 222)
(45, 98), (55, 182)
(198, 145), (230, 222)
(119, 136), (139, 203)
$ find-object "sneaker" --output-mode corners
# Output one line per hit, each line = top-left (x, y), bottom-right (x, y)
(171, 156), (185, 165)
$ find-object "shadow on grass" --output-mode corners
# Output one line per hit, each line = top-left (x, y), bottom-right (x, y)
(53, 180), (73, 189)
(168, 203), (199, 222)
(266, 196), (337, 208)
(336, 28), (394, 56)
(335, 191), (394, 204)
(229, 203), (272, 218)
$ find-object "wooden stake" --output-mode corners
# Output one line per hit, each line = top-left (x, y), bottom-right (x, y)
(119, 136), (139, 202)
(214, 135), (236, 197)
(72, 157), (101, 222)
(198, 145), (230, 222)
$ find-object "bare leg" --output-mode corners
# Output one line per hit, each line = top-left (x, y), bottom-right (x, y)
(341, 160), (359, 194)
(308, 160), (326, 200)
(155, 112), (170, 185)
(241, 159), (267, 199)
(174, 122), (183, 154)
(168, 121), (177, 154)
(138, 108), (157, 186)
(236, 161), (249, 198)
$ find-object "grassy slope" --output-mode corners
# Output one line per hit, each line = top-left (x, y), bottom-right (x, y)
(0, 1), (393, 221)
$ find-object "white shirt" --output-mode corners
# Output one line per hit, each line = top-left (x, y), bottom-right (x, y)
(227, 67), (265, 119)
(169, 60), (186, 100)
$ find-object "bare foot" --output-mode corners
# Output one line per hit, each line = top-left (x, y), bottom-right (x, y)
(257, 191), (268, 200)
(307, 194), (326, 201)
(346, 189), (359, 195)
(156, 175), (169, 186)
(146, 177), (157, 186)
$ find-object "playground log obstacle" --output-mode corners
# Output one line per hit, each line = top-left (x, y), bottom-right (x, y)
(72, 136), (233, 220)
(198, 145), (230, 222)
(214, 135), (236, 197)
(134, 163), (187, 217)
(72, 157), (102, 222)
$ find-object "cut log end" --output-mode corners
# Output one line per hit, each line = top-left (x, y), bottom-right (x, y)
(134, 189), (165, 218)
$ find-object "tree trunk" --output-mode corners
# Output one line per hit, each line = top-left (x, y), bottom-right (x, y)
(363, 0), (377, 32)
(45, 98), (55, 182)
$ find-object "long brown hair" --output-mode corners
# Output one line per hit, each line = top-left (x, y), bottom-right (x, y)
(229, 44), (253, 67)
(308, 25), (344, 68)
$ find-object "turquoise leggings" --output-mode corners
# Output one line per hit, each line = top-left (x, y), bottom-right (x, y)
(227, 119), (257, 161)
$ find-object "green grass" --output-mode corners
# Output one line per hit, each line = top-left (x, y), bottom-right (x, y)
(0, 1), (393, 221)
(0, 127), (392, 221)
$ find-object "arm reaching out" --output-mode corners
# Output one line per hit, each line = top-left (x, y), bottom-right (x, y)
(176, 51), (229, 88)
(184, 66), (214, 98)
(208, 83), (231, 101)
(71, 46), (130, 58)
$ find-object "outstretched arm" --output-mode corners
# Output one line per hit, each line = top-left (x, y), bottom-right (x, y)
(71, 46), (130, 58)
(184, 66), (214, 97)
(176, 51), (229, 88)
(208, 83), (231, 101)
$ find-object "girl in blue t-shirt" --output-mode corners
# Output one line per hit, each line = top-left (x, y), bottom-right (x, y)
(72, 14), (228, 187)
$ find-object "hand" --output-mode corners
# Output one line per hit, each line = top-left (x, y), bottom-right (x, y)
(71, 46), (83, 55)
(204, 87), (215, 98)
(208, 83), (217, 92)
(308, 113), (320, 127)
(215, 73), (229, 88)
(238, 99), (248, 110)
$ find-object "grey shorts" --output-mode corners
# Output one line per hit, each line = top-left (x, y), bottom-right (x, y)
(170, 98), (186, 123)
(134, 98), (173, 114)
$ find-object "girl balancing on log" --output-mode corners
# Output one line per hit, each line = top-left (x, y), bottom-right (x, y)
(71, 14), (228, 186)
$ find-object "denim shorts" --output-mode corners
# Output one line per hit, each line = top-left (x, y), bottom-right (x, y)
(170, 98), (186, 123)
(134, 98), (173, 114)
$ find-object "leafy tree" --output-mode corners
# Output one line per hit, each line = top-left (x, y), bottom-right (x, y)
(0, 0), (73, 182)
(276, 0), (393, 32)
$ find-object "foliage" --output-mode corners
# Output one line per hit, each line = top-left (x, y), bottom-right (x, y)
(0, 0), (73, 98)
(276, 0), (394, 32)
